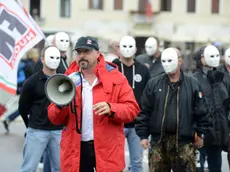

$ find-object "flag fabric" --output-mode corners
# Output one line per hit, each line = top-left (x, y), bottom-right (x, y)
(0, 0), (45, 94)
(0, 103), (6, 117)
(145, 0), (153, 19)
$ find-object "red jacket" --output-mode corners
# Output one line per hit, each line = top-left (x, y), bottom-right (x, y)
(48, 54), (140, 172)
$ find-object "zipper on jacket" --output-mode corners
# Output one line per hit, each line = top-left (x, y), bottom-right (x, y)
(62, 58), (68, 70)
(158, 86), (170, 144)
(176, 87), (180, 152)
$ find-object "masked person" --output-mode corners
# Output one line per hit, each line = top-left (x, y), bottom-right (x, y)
(193, 45), (229, 172)
(112, 36), (150, 172)
(135, 47), (211, 172)
(47, 36), (140, 172)
(135, 37), (164, 78)
(33, 32), (70, 172)
(34, 32), (70, 73)
(217, 48), (230, 170)
(19, 46), (63, 172)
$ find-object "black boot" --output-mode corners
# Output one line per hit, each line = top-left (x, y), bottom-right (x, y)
(2, 120), (9, 132)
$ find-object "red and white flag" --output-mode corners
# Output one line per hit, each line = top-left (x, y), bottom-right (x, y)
(145, 0), (153, 19)
(0, 0), (45, 94)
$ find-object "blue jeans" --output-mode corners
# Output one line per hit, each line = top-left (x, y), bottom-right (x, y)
(43, 148), (51, 172)
(124, 127), (143, 172)
(7, 110), (20, 121)
(20, 128), (61, 172)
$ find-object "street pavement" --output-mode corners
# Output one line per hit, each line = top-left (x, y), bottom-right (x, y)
(0, 121), (229, 172)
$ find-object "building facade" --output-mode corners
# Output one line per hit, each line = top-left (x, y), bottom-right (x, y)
(21, 0), (230, 55)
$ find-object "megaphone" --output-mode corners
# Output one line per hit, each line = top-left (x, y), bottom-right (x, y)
(45, 72), (82, 106)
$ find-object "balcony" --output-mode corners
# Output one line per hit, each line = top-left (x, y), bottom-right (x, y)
(129, 10), (160, 24)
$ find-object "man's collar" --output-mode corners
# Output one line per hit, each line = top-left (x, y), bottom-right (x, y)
(202, 66), (213, 75)
(166, 70), (183, 84)
(149, 52), (161, 60)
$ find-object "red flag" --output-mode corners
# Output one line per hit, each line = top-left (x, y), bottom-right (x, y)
(0, 104), (6, 117)
(145, 0), (152, 19)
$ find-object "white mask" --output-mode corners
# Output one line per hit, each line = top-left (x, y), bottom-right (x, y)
(55, 32), (70, 52)
(145, 37), (157, 56)
(161, 48), (178, 74)
(224, 48), (230, 66)
(45, 35), (54, 47)
(204, 45), (220, 67)
(119, 36), (136, 58)
(44, 47), (61, 70)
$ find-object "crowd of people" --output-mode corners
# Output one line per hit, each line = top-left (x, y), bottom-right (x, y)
(2, 31), (230, 172)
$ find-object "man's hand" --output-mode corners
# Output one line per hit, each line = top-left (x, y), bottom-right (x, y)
(141, 139), (150, 149)
(93, 102), (111, 115)
(144, 63), (150, 68)
(194, 136), (204, 148)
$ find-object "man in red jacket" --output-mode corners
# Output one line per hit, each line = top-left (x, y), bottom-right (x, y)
(48, 36), (140, 172)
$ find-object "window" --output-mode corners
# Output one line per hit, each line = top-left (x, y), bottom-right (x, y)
(187, 0), (196, 12)
(138, 0), (146, 12)
(185, 42), (195, 51)
(60, 0), (71, 18)
(161, 0), (171, 12)
(30, 0), (40, 19)
(212, 0), (219, 14)
(164, 41), (171, 49)
(114, 0), (123, 10)
(89, 0), (103, 10)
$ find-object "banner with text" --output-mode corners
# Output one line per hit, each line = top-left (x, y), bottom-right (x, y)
(0, 0), (44, 94)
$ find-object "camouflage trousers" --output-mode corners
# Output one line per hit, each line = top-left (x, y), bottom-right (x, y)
(149, 135), (196, 172)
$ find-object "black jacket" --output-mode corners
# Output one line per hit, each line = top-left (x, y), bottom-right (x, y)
(135, 71), (211, 145)
(217, 65), (230, 129)
(33, 55), (68, 74)
(18, 70), (63, 130)
(112, 58), (150, 128)
(135, 53), (164, 78)
(218, 64), (230, 95)
(193, 69), (229, 146)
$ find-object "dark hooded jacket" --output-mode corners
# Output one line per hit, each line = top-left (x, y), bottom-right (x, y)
(217, 64), (230, 130)
(112, 58), (150, 128)
(193, 47), (229, 146)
